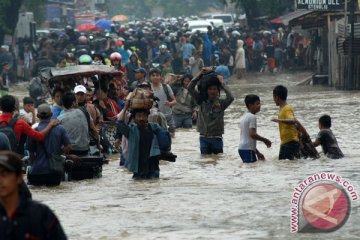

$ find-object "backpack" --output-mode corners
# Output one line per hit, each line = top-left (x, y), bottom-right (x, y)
(0, 116), (19, 152)
(162, 83), (172, 102)
(148, 124), (171, 151)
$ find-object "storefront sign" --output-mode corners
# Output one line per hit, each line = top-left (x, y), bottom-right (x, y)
(297, 0), (344, 11)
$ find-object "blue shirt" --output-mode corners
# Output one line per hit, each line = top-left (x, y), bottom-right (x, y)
(181, 43), (195, 60)
(27, 120), (71, 175)
(215, 65), (231, 85)
(51, 104), (63, 119)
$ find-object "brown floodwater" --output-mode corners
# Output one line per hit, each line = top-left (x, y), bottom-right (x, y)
(25, 72), (359, 239)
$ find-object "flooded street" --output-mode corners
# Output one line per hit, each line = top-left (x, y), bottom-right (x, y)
(28, 72), (360, 240)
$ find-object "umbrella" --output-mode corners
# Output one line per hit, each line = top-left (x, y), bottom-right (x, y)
(111, 15), (128, 22)
(76, 23), (102, 32)
(271, 17), (283, 24)
(95, 18), (113, 31)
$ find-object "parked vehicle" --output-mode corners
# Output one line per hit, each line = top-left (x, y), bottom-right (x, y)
(209, 14), (235, 29)
(186, 20), (212, 33)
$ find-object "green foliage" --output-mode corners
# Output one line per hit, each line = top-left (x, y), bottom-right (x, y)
(23, 0), (47, 24)
(107, 0), (224, 18)
(222, 0), (294, 26)
(0, 0), (23, 43)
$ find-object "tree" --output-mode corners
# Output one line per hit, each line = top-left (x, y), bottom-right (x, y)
(106, 0), (224, 19)
(0, 0), (23, 44)
(220, 0), (294, 27)
(22, 0), (47, 25)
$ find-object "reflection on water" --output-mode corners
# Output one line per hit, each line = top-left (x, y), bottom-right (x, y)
(31, 72), (359, 239)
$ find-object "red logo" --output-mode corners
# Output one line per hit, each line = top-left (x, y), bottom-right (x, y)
(301, 183), (350, 232)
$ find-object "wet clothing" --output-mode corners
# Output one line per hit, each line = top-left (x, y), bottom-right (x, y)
(27, 120), (70, 176)
(239, 112), (257, 151)
(278, 104), (299, 145)
(279, 141), (300, 160)
(135, 126), (159, 179)
(58, 109), (89, 152)
(200, 136), (223, 154)
(239, 149), (257, 163)
(0, 199), (67, 240)
(188, 81), (234, 138)
(117, 121), (161, 178)
(316, 129), (344, 159)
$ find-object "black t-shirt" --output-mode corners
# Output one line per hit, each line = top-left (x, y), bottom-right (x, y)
(265, 45), (275, 58)
(138, 126), (153, 175)
(317, 129), (344, 159)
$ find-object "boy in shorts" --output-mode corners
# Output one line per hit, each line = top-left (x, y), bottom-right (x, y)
(239, 95), (271, 162)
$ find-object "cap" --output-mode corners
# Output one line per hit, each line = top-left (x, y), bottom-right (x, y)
(133, 67), (147, 76)
(0, 152), (22, 174)
(74, 85), (87, 94)
(1, 62), (9, 67)
(37, 103), (52, 117)
(137, 81), (151, 88)
(1, 45), (9, 51)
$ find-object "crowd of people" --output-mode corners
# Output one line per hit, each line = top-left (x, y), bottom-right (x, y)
(0, 17), (341, 239)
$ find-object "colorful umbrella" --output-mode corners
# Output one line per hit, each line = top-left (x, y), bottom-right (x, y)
(95, 18), (113, 31)
(76, 23), (102, 32)
(271, 17), (283, 24)
(111, 15), (128, 22)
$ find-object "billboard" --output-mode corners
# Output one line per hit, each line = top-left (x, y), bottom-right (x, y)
(297, 0), (344, 11)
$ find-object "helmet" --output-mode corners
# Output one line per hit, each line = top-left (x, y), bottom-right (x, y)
(115, 40), (123, 47)
(79, 54), (92, 65)
(110, 52), (122, 61)
(78, 35), (87, 44)
(159, 44), (167, 49)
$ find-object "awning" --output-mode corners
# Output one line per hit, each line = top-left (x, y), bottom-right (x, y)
(271, 10), (314, 26)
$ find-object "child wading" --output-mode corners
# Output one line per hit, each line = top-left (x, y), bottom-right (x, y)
(313, 114), (344, 159)
(271, 85), (300, 160)
(238, 95), (271, 163)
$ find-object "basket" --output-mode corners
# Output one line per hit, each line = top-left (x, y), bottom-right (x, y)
(128, 88), (154, 110)
(130, 98), (154, 109)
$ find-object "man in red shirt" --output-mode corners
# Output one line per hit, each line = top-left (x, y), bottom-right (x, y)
(0, 95), (58, 154)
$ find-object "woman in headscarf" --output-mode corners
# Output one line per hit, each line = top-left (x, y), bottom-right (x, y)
(235, 40), (246, 79)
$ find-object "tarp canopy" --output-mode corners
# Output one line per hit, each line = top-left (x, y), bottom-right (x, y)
(271, 10), (314, 26)
(41, 65), (116, 82)
(40, 65), (118, 90)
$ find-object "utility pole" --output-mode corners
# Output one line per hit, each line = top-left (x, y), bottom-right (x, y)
(348, 0), (355, 90)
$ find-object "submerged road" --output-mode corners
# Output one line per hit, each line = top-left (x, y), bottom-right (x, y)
(28, 71), (360, 239)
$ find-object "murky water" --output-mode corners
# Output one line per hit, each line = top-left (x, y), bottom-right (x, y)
(28, 72), (360, 240)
